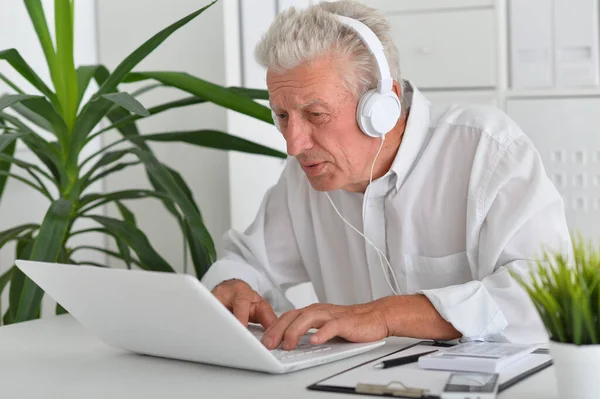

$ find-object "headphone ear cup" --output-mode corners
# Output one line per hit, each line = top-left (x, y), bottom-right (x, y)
(356, 90), (378, 137)
(271, 110), (281, 132)
(356, 90), (401, 138)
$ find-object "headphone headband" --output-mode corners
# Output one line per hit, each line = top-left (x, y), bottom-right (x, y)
(335, 15), (393, 94)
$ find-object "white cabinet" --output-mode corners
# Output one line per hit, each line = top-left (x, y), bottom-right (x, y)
(390, 8), (497, 89)
(509, 0), (600, 89)
(507, 98), (600, 239)
(364, 0), (494, 13)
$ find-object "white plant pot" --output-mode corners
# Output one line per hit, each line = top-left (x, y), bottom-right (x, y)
(549, 340), (600, 399)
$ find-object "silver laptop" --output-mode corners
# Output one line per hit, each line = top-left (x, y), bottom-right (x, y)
(15, 260), (386, 373)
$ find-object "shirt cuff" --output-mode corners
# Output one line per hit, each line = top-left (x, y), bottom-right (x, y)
(420, 280), (508, 339)
(200, 260), (263, 293)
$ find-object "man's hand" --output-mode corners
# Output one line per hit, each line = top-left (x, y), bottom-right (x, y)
(260, 295), (462, 350)
(211, 279), (277, 330)
(260, 302), (389, 350)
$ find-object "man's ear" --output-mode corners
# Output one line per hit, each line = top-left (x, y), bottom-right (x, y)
(392, 80), (402, 99)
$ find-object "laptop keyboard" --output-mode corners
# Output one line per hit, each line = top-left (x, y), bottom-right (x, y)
(248, 325), (333, 362)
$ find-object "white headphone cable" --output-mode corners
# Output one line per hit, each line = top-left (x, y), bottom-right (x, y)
(325, 136), (401, 296)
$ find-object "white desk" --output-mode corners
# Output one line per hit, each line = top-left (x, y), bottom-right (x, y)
(0, 315), (557, 399)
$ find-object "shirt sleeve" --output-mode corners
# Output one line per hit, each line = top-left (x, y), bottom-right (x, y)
(200, 159), (310, 312)
(420, 133), (572, 344)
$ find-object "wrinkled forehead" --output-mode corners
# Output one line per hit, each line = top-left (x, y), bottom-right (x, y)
(269, 98), (333, 112)
(266, 59), (352, 111)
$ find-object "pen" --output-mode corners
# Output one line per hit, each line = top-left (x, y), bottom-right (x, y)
(373, 349), (438, 369)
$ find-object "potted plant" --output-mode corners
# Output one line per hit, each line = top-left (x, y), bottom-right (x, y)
(514, 235), (600, 399)
(0, 0), (283, 324)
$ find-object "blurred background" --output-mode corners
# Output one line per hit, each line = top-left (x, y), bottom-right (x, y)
(1, 0), (600, 312)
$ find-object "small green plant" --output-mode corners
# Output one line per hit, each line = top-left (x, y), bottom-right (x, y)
(514, 235), (600, 345)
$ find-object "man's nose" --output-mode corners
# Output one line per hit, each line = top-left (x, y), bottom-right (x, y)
(284, 118), (313, 157)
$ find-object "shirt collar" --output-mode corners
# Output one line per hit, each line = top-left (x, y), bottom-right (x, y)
(388, 81), (431, 191)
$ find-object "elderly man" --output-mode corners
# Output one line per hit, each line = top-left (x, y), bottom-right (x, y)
(201, 0), (570, 351)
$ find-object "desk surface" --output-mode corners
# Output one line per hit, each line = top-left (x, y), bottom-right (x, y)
(0, 315), (558, 399)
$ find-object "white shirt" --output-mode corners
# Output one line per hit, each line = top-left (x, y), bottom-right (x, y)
(202, 83), (571, 344)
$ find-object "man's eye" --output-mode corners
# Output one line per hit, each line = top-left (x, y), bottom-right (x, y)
(311, 112), (321, 117)
(278, 113), (287, 119)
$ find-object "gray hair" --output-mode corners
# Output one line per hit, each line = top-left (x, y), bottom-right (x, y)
(255, 0), (408, 111)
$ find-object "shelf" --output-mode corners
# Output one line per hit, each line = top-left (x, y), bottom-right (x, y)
(362, 0), (494, 14)
(505, 88), (600, 100)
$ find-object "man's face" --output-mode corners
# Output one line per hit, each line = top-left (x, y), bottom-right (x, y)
(267, 55), (378, 192)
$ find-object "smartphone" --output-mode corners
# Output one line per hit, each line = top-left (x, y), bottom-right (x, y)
(440, 372), (499, 399)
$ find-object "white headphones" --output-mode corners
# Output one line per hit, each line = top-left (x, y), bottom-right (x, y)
(271, 14), (402, 138)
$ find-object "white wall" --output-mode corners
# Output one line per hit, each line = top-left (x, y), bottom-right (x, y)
(96, 0), (231, 273)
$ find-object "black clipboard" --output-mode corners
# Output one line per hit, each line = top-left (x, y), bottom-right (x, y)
(307, 341), (553, 398)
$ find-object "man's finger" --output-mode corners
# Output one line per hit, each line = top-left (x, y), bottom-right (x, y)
(282, 310), (330, 350)
(262, 310), (301, 349)
(232, 295), (252, 327)
(311, 319), (343, 345)
(211, 287), (234, 310)
(252, 298), (278, 330)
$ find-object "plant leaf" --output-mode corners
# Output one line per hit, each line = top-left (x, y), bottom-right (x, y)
(0, 94), (41, 112)
(0, 112), (64, 185)
(83, 161), (141, 191)
(117, 201), (137, 225)
(127, 72), (272, 124)
(15, 199), (74, 322)
(0, 267), (14, 298)
(0, 95), (67, 144)
(183, 221), (210, 278)
(116, 201), (136, 269)
(0, 151), (55, 182)
(87, 215), (174, 272)
(0, 49), (58, 105)
(115, 238), (132, 270)
(101, 92), (150, 117)
(0, 133), (24, 153)
(79, 189), (171, 213)
(0, 135), (16, 201)
(0, 224), (39, 250)
(0, 225), (37, 323)
(5, 235), (35, 324)
(76, 65), (103, 109)
(0, 72), (25, 94)
(71, 245), (144, 269)
(54, 0), (78, 129)
(10, 102), (53, 132)
(133, 130), (286, 158)
(132, 149), (215, 267)
(20, 97), (68, 143)
(79, 148), (135, 188)
(165, 165), (200, 213)
(95, 87), (270, 138)
(130, 83), (164, 97)
(163, 165), (216, 278)
(24, 0), (58, 93)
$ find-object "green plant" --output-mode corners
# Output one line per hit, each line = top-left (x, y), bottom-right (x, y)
(0, 0), (283, 324)
(514, 235), (600, 345)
